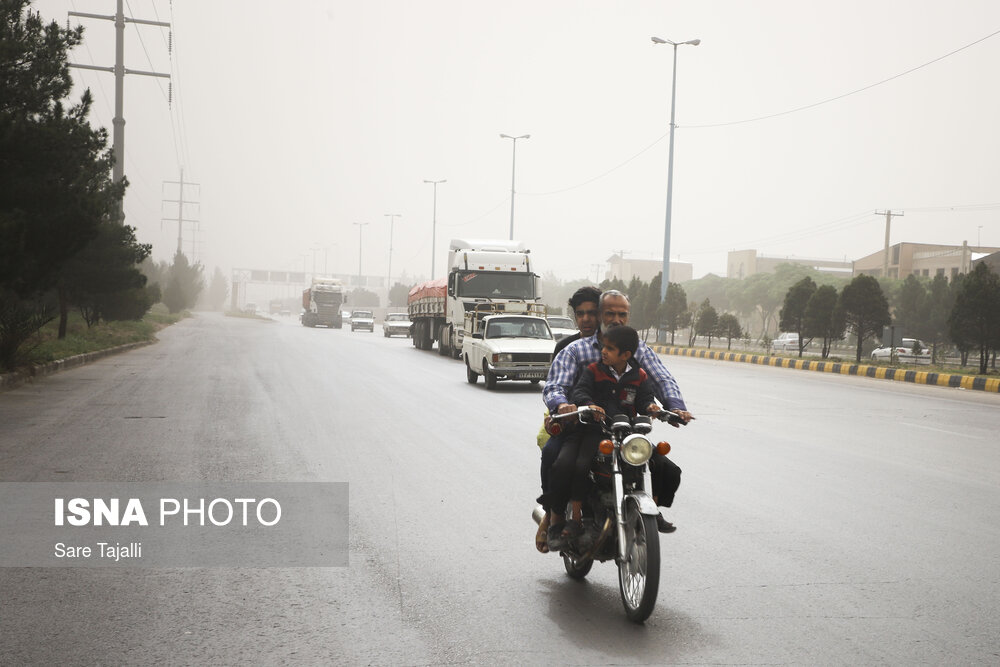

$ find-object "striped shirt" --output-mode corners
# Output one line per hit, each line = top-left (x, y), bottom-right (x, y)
(543, 333), (687, 412)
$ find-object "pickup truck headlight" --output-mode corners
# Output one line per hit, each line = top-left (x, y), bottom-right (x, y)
(492, 353), (513, 364)
(620, 434), (653, 466)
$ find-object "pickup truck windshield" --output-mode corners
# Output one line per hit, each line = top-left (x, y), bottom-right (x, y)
(485, 317), (551, 340)
(456, 271), (535, 300)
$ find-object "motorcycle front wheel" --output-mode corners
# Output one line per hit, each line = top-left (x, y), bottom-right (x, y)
(617, 502), (660, 623)
(562, 552), (593, 580)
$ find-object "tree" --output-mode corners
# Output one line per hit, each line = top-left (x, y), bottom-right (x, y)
(638, 273), (662, 342)
(599, 276), (627, 294)
(803, 284), (844, 358)
(718, 313), (742, 350)
(948, 263), (1000, 375)
(660, 282), (688, 345)
(779, 276), (817, 357)
(56, 221), (152, 332)
(695, 299), (719, 348)
(0, 4), (124, 364)
(0, 289), (55, 370)
(161, 252), (204, 314)
(840, 275), (891, 363)
(1, 8), (122, 295)
(625, 276), (651, 334)
(683, 273), (736, 313)
(388, 282), (412, 307)
(204, 267), (229, 311)
(742, 273), (782, 338)
(895, 275), (927, 335)
(919, 274), (954, 364)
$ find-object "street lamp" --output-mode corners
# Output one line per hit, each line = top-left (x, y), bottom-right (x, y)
(353, 222), (369, 288)
(423, 179), (446, 279)
(500, 133), (530, 240)
(652, 36), (700, 301)
(384, 213), (401, 293)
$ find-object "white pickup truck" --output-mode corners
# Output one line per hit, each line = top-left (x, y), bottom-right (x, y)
(461, 304), (555, 390)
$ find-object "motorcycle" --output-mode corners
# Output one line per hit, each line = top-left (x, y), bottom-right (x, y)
(532, 406), (686, 623)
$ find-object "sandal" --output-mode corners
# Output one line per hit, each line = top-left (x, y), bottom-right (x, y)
(535, 514), (550, 553)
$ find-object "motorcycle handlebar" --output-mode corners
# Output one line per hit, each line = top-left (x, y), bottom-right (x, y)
(551, 406), (688, 426)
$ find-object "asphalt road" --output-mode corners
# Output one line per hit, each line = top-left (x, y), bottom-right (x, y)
(2, 313), (998, 665)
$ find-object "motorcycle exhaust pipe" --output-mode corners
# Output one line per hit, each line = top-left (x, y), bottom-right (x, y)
(531, 505), (546, 526)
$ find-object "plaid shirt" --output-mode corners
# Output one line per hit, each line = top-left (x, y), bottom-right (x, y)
(543, 333), (687, 412)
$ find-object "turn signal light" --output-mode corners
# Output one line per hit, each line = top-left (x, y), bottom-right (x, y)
(656, 442), (671, 456)
(598, 439), (614, 456)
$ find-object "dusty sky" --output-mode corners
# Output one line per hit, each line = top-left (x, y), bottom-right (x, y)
(33, 1), (1000, 285)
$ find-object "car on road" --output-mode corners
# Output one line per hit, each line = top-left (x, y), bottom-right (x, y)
(871, 338), (931, 364)
(350, 310), (375, 332)
(546, 315), (578, 342)
(773, 332), (801, 352)
(382, 312), (413, 338)
(462, 314), (555, 390)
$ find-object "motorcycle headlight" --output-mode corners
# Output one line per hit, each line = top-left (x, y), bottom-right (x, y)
(620, 434), (653, 466)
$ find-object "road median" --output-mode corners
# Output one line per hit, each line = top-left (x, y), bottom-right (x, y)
(650, 344), (1000, 394)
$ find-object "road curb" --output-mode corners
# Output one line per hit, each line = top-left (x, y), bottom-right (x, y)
(0, 340), (155, 392)
(650, 344), (1000, 394)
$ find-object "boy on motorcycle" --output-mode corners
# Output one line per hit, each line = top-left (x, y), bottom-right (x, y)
(547, 325), (661, 550)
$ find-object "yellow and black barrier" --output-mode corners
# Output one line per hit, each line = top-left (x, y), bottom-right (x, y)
(649, 345), (1000, 394)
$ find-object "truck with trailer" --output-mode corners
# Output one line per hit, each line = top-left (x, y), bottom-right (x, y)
(406, 239), (541, 357)
(301, 277), (346, 328)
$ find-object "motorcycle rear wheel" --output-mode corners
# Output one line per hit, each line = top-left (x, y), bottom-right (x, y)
(617, 503), (660, 623)
(562, 553), (593, 580)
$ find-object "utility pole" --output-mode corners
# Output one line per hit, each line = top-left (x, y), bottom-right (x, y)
(162, 168), (200, 257)
(68, 1), (170, 224)
(384, 214), (401, 293)
(875, 210), (904, 278)
(424, 180), (446, 279)
(353, 223), (370, 288)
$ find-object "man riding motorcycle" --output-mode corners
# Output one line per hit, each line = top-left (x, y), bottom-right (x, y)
(537, 289), (693, 551)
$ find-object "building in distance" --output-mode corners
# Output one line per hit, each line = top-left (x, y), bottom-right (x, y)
(727, 249), (853, 280)
(605, 253), (693, 284)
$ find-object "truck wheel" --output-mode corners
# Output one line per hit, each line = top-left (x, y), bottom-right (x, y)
(482, 360), (497, 390)
(466, 360), (478, 384)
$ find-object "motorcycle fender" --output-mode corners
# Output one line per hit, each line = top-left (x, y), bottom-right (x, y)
(625, 492), (659, 516)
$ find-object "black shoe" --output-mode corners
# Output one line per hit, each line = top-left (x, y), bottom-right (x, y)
(574, 522), (595, 552)
(656, 513), (676, 533)
(547, 523), (566, 551)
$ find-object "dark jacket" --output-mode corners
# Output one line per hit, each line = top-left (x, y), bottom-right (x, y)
(570, 359), (656, 419)
(553, 331), (581, 357)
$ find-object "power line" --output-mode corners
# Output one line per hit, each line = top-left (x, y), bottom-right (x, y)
(685, 27), (1000, 129)
(520, 132), (669, 196)
(518, 27), (1000, 198)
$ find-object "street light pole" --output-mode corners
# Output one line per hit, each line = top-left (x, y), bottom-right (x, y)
(384, 213), (401, 293)
(652, 36), (700, 301)
(423, 180), (446, 279)
(353, 222), (369, 288)
(500, 133), (530, 240)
